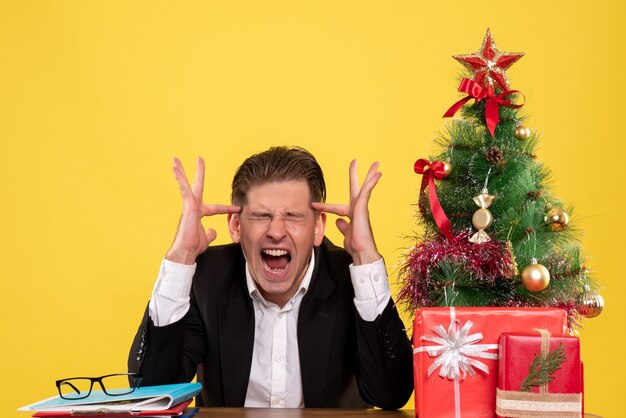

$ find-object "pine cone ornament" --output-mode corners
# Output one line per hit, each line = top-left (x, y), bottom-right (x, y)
(485, 147), (504, 165)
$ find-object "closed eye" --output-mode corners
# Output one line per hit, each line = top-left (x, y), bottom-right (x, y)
(248, 212), (273, 222)
(282, 213), (307, 223)
(247, 212), (308, 222)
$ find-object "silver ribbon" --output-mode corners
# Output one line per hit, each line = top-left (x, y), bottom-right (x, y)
(414, 310), (499, 380)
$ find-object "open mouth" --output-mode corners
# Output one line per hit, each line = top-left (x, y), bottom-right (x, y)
(261, 249), (291, 274)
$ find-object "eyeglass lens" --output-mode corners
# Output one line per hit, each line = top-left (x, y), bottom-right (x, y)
(58, 379), (93, 399)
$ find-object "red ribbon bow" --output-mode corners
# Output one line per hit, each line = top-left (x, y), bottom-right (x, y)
(443, 78), (524, 136)
(414, 159), (453, 241)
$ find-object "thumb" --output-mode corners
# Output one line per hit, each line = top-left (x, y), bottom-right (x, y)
(206, 228), (218, 244)
(335, 218), (350, 236)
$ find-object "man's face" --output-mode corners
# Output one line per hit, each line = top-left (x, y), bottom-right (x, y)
(228, 180), (326, 307)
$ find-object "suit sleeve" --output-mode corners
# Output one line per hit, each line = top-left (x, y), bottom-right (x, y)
(354, 299), (414, 410)
(128, 292), (207, 386)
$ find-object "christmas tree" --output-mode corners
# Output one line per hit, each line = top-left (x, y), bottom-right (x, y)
(397, 29), (603, 330)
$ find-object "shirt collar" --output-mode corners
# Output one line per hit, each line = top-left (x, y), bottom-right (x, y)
(246, 248), (315, 308)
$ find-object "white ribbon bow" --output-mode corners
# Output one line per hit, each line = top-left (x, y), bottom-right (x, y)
(415, 319), (499, 380)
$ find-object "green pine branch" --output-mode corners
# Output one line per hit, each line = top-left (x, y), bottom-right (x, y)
(519, 342), (566, 392)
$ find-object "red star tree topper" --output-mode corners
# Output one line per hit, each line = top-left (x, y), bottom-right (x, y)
(453, 29), (524, 91)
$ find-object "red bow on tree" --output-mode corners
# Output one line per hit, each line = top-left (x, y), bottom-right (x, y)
(443, 78), (524, 136)
(414, 159), (453, 241)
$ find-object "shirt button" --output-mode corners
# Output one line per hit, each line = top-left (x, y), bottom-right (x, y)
(359, 277), (366, 284)
(275, 355), (284, 362)
(373, 274), (380, 282)
(278, 313), (284, 319)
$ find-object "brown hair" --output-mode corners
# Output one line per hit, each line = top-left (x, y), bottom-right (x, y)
(231, 146), (326, 205)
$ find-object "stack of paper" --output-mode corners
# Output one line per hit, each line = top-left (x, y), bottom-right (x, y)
(19, 382), (202, 417)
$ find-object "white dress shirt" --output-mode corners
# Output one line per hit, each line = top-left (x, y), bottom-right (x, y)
(148, 250), (391, 407)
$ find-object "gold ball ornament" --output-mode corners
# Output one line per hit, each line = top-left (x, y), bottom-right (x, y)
(544, 207), (569, 231)
(577, 285), (604, 318)
(472, 208), (493, 230)
(515, 125), (531, 140)
(521, 260), (550, 292)
(443, 160), (453, 178)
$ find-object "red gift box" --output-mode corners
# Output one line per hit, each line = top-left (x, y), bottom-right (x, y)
(413, 307), (567, 418)
(496, 331), (583, 417)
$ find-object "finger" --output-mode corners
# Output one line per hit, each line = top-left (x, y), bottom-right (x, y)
(202, 204), (241, 216)
(205, 228), (217, 245)
(312, 202), (350, 217)
(335, 218), (350, 236)
(349, 159), (359, 201)
(355, 171), (382, 209)
(363, 161), (381, 185)
(191, 157), (205, 202)
(173, 157), (186, 176)
(355, 162), (381, 199)
(349, 163), (381, 215)
(172, 158), (193, 199)
(361, 170), (382, 198)
(361, 163), (382, 196)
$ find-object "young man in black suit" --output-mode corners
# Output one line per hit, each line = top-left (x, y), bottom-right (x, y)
(129, 146), (413, 409)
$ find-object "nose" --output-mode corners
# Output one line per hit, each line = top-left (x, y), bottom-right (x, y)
(266, 216), (287, 240)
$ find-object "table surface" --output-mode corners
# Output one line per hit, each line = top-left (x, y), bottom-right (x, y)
(192, 409), (412, 417)
(191, 408), (602, 417)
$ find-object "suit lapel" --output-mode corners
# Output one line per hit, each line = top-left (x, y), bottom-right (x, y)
(298, 246), (336, 406)
(218, 262), (255, 406)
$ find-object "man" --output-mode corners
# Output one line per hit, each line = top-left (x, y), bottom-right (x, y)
(128, 146), (413, 409)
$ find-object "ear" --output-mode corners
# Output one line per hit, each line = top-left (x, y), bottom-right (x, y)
(227, 213), (241, 243)
(314, 211), (326, 246)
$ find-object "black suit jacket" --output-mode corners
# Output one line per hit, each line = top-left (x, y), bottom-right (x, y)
(128, 238), (413, 409)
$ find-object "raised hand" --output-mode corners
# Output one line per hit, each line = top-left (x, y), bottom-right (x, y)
(165, 157), (240, 264)
(312, 160), (382, 265)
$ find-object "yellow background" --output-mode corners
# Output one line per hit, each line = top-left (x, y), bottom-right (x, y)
(1, 1), (623, 416)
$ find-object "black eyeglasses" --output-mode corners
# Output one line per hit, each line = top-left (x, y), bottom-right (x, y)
(56, 373), (143, 400)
